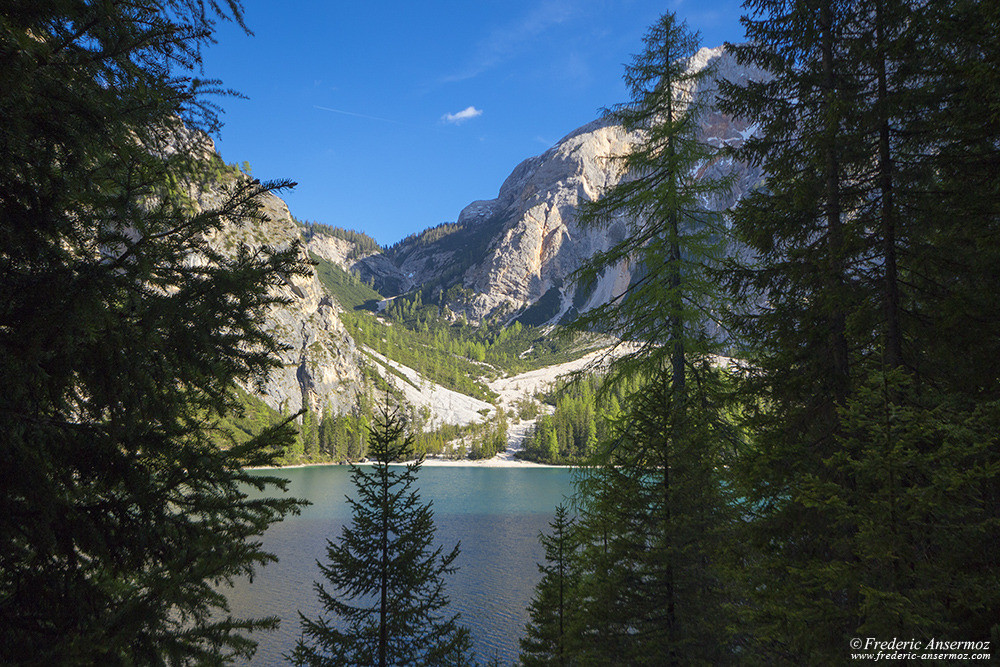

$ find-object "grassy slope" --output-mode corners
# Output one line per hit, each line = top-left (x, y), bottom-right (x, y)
(310, 251), (384, 310)
(310, 240), (605, 403)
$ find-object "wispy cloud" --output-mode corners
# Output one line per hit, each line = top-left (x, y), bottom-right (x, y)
(441, 106), (483, 125)
(442, 1), (576, 83)
(313, 105), (404, 125)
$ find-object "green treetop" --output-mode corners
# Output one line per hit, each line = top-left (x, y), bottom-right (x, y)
(290, 406), (473, 667)
(573, 12), (732, 390)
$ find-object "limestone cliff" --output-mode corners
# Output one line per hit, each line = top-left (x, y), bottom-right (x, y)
(457, 45), (765, 322)
(190, 164), (367, 417)
(325, 46), (766, 325)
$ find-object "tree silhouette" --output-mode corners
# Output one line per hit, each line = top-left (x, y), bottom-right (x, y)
(290, 406), (472, 666)
(0, 1), (307, 662)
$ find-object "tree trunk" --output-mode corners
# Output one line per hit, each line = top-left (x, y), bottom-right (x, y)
(379, 463), (389, 667)
(821, 0), (851, 404)
(876, 1), (903, 371)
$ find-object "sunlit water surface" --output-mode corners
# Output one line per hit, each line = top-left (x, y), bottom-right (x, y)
(226, 465), (576, 665)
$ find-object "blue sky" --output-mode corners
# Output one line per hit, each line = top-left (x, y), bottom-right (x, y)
(201, 0), (745, 246)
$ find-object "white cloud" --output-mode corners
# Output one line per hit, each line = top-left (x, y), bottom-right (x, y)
(441, 106), (483, 125)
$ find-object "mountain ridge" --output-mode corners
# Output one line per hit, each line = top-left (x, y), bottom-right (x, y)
(309, 45), (764, 328)
(189, 44), (765, 437)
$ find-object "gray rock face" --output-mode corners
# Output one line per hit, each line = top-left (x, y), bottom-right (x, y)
(460, 118), (636, 321)
(363, 46), (766, 324)
(191, 159), (366, 418)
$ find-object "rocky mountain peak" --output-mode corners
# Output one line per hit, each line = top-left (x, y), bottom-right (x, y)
(452, 45), (764, 323)
(306, 46), (764, 328)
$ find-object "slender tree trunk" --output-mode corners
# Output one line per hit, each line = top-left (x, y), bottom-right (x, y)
(557, 529), (564, 666)
(875, 0), (903, 602)
(821, 0), (850, 404)
(664, 83), (681, 667)
(876, 2), (903, 371)
(665, 456), (677, 667)
(666, 94), (686, 401)
(379, 462), (389, 667)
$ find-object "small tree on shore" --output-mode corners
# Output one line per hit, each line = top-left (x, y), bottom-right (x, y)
(519, 504), (579, 666)
(290, 405), (472, 666)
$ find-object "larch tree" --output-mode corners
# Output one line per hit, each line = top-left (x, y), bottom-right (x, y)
(573, 13), (732, 390)
(562, 12), (739, 664)
(0, 0), (308, 663)
(290, 405), (472, 667)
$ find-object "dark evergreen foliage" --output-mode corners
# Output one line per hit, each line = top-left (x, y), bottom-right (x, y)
(290, 406), (473, 666)
(6, 0), (997, 662)
(318, 407), (372, 462)
(466, 409), (508, 461)
(568, 372), (737, 666)
(716, 0), (865, 656)
(519, 505), (579, 666)
(719, 0), (1000, 659)
(0, 1), (308, 663)
(387, 222), (466, 254)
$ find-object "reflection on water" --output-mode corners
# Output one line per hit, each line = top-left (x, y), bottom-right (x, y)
(226, 466), (576, 665)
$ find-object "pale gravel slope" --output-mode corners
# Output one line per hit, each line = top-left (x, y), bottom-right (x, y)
(363, 348), (494, 429)
(363, 336), (645, 465)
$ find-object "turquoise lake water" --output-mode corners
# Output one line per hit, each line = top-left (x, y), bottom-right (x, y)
(226, 465), (578, 665)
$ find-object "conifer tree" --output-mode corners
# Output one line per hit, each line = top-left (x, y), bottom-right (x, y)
(912, 9), (1000, 638)
(903, 0), (1000, 394)
(561, 13), (739, 664)
(569, 374), (736, 666)
(302, 409), (320, 460)
(290, 405), (472, 667)
(519, 505), (579, 666)
(0, 1), (307, 663)
(720, 0), (1000, 658)
(822, 0), (998, 645)
(715, 0), (870, 658)
(573, 13), (731, 388)
(566, 468), (643, 665)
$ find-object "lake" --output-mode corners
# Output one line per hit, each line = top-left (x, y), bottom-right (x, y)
(226, 464), (577, 665)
